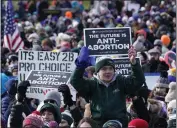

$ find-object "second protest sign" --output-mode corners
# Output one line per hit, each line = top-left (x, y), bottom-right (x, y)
(84, 27), (132, 56)
(26, 71), (71, 88)
(114, 57), (140, 76)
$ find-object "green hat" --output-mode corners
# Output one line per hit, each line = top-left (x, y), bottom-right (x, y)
(95, 57), (115, 73)
(40, 103), (61, 123)
(61, 110), (73, 126)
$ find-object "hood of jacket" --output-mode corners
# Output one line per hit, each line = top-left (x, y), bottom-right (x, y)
(5, 79), (17, 96)
(93, 73), (117, 87)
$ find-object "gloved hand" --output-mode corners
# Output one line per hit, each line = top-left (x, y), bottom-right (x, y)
(75, 46), (90, 68)
(58, 84), (73, 106)
(9, 103), (23, 128)
(17, 81), (30, 102)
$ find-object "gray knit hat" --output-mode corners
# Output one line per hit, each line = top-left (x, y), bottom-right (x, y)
(165, 82), (176, 102)
(154, 39), (162, 46)
(44, 90), (61, 107)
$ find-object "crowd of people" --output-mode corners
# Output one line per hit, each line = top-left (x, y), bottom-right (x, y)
(1, 0), (176, 128)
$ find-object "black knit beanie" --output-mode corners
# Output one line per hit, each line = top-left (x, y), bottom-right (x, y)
(95, 58), (115, 73)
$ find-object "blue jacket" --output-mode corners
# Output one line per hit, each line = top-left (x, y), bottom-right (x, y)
(1, 94), (15, 116)
(1, 73), (10, 95)
(1, 79), (17, 120)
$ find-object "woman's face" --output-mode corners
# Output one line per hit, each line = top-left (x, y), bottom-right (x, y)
(41, 110), (55, 123)
(80, 122), (92, 128)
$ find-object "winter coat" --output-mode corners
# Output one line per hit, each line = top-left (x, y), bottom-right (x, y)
(1, 79), (17, 116)
(1, 95), (15, 116)
(70, 63), (145, 127)
(132, 97), (150, 122)
(4, 99), (32, 124)
(142, 60), (160, 73)
(1, 73), (10, 95)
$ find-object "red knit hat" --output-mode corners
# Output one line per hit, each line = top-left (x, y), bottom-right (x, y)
(23, 114), (44, 128)
(128, 119), (148, 128)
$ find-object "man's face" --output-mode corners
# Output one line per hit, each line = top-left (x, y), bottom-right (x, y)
(149, 53), (160, 60)
(98, 66), (114, 83)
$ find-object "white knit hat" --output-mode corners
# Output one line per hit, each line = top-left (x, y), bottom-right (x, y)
(167, 99), (176, 109)
(56, 33), (71, 47)
(165, 82), (176, 102)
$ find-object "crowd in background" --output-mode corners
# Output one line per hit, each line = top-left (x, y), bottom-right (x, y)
(1, 0), (176, 128)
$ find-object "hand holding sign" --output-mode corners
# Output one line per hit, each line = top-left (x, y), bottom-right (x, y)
(128, 46), (137, 65)
(76, 46), (90, 68)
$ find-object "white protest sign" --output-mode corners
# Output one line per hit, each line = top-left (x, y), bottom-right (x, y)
(18, 50), (78, 100)
(145, 73), (160, 90)
(18, 50), (78, 82)
(127, 2), (140, 13)
(26, 86), (77, 101)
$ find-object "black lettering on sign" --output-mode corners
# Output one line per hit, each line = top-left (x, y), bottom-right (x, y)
(20, 50), (23, 60)
(44, 52), (49, 61)
(69, 52), (74, 61)
(19, 63), (35, 71)
(28, 51), (34, 60)
(51, 63), (57, 71)
(60, 63), (65, 71)
(62, 52), (68, 61)
(19, 73), (25, 81)
(39, 63), (44, 70)
(22, 51), (28, 60)
(66, 63), (71, 72)
(50, 52), (55, 61)
(28, 88), (43, 93)
(26, 63), (36, 71)
(38, 51), (43, 61)
(19, 63), (25, 71)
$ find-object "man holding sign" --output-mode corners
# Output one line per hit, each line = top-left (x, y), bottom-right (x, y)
(70, 46), (145, 127)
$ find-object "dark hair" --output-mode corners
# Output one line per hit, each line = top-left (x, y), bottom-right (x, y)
(1, 47), (10, 55)
(77, 118), (99, 128)
(42, 38), (53, 48)
(140, 51), (148, 61)
(8, 55), (18, 65)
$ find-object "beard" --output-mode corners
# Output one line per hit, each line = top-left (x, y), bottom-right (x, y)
(149, 58), (160, 72)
